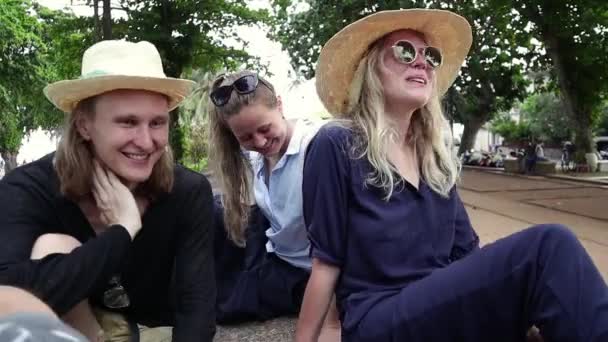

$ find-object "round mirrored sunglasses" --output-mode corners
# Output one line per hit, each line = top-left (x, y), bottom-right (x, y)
(391, 40), (442, 69)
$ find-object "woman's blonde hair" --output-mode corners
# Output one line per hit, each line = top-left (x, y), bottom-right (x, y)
(343, 36), (459, 200)
(54, 93), (175, 201)
(206, 71), (278, 246)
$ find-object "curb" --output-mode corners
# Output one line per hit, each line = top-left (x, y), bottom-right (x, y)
(462, 165), (608, 187)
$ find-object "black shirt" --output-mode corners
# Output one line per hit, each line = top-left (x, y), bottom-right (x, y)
(0, 153), (216, 341)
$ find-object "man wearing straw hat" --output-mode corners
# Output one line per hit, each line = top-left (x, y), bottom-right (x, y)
(0, 40), (216, 341)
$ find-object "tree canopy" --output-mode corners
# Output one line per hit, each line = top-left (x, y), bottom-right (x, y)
(488, 0), (608, 158)
(0, 0), (80, 171)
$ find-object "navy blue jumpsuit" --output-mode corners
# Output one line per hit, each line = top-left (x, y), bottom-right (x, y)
(303, 124), (608, 342)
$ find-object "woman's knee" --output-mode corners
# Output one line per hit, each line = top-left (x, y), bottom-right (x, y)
(527, 224), (580, 250)
(31, 234), (82, 260)
(530, 223), (575, 239)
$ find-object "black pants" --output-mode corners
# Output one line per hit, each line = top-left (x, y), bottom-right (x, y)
(213, 199), (309, 324)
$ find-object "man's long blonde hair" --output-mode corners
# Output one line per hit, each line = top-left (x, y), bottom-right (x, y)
(206, 71), (278, 246)
(54, 94), (175, 201)
(343, 37), (459, 199)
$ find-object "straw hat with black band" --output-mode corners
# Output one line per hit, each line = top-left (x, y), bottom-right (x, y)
(44, 40), (196, 113)
(315, 9), (472, 117)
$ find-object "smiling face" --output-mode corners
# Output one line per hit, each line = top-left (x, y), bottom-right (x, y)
(226, 100), (289, 157)
(77, 89), (170, 186)
(377, 29), (436, 114)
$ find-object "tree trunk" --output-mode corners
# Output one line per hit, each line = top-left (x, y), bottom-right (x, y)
(544, 39), (593, 161)
(169, 110), (184, 162)
(532, 5), (594, 162)
(1, 151), (18, 174)
(93, 0), (101, 42)
(458, 119), (485, 156)
(158, 0), (186, 163)
(102, 0), (112, 40)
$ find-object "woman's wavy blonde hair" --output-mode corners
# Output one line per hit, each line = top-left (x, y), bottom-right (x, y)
(206, 71), (278, 246)
(54, 93), (175, 201)
(343, 35), (459, 200)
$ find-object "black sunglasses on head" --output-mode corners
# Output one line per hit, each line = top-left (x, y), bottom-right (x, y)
(210, 74), (270, 107)
(391, 40), (443, 69)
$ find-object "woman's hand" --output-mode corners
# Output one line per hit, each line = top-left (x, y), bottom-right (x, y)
(92, 160), (142, 239)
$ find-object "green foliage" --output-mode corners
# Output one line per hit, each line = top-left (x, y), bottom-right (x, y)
(595, 102), (608, 137)
(490, 113), (531, 145)
(270, 0), (425, 80)
(182, 157), (208, 173)
(446, 1), (533, 127)
(0, 0), (53, 153)
(487, 0), (608, 154)
(182, 123), (209, 172)
(179, 70), (217, 172)
(0, 1), (87, 163)
(116, 0), (270, 78)
(520, 92), (572, 144)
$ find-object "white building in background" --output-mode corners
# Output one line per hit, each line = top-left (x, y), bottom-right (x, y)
(452, 123), (503, 152)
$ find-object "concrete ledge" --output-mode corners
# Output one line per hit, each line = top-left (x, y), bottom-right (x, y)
(535, 161), (556, 175)
(215, 317), (295, 341)
(503, 159), (521, 173)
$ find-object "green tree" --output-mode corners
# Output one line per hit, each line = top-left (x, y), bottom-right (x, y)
(595, 102), (608, 137)
(0, 0), (52, 172)
(0, 1), (88, 174)
(445, 1), (532, 155)
(489, 0), (608, 160)
(180, 69), (216, 172)
(490, 112), (532, 145)
(520, 92), (572, 144)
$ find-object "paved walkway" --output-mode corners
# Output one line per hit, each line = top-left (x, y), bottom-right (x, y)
(214, 169), (608, 341)
(460, 169), (608, 280)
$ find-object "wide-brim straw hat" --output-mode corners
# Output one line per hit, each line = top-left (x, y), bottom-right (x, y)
(315, 9), (472, 116)
(44, 40), (196, 113)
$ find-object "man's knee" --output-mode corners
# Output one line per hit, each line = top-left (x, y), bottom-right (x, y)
(0, 286), (55, 317)
(31, 234), (82, 260)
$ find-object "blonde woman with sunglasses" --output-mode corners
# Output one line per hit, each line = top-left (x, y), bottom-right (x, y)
(296, 9), (608, 342)
(207, 71), (339, 339)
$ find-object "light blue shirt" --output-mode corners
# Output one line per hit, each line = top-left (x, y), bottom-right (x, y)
(250, 119), (322, 270)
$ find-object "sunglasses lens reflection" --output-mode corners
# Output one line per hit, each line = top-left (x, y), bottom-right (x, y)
(425, 46), (442, 68)
(393, 41), (416, 64)
(233, 75), (258, 93)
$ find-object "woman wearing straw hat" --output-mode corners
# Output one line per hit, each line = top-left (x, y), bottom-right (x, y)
(296, 9), (608, 342)
(0, 40), (215, 341)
